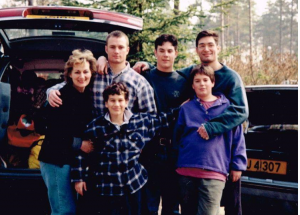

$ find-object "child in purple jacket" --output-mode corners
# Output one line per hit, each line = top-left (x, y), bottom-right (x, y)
(174, 65), (247, 215)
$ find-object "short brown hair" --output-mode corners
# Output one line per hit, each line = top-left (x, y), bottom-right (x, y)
(190, 64), (215, 85)
(64, 49), (97, 84)
(103, 82), (129, 102)
(195, 30), (219, 47)
(106, 30), (129, 47)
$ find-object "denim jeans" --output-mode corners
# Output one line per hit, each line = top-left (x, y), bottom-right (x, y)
(40, 161), (76, 215)
(178, 175), (225, 215)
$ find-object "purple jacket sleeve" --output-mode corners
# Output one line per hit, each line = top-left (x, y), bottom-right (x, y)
(230, 124), (247, 171)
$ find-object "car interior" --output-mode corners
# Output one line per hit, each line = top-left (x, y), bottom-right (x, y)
(0, 58), (66, 169)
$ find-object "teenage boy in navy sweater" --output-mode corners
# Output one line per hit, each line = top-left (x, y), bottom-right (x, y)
(139, 34), (189, 215)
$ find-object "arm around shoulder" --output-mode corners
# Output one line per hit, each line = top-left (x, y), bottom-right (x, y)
(204, 79), (249, 137)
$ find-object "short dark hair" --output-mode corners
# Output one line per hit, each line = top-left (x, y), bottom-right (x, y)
(195, 30), (219, 47)
(103, 82), (129, 102)
(106, 30), (129, 46)
(190, 64), (215, 85)
(155, 34), (178, 50)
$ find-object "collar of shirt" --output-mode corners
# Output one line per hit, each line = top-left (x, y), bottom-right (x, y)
(107, 62), (131, 78)
(194, 94), (227, 108)
(104, 109), (133, 130)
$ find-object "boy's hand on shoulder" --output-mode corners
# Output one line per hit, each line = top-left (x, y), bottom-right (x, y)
(132, 61), (149, 73)
(230, 170), (242, 182)
(180, 99), (190, 106)
(97, 56), (108, 75)
(75, 181), (87, 196)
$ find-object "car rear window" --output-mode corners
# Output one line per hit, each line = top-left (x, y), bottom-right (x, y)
(4, 29), (108, 41)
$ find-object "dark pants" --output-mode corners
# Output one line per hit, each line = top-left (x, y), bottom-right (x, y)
(141, 144), (180, 215)
(221, 178), (242, 215)
(76, 188), (142, 215)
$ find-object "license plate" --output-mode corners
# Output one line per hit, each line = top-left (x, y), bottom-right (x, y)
(26, 15), (89, 20)
(247, 158), (287, 175)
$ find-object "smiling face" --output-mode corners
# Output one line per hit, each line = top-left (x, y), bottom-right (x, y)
(69, 61), (92, 92)
(192, 73), (215, 100)
(105, 93), (128, 118)
(155, 41), (178, 72)
(196, 36), (220, 65)
(105, 36), (129, 66)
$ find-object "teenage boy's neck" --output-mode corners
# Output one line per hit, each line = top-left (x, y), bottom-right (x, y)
(156, 65), (174, 73)
(198, 94), (218, 102)
(202, 61), (223, 71)
(109, 61), (127, 75)
(109, 113), (124, 126)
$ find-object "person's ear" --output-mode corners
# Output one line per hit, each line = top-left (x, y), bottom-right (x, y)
(125, 100), (129, 107)
(105, 45), (108, 54)
(105, 101), (108, 108)
(216, 45), (221, 54)
(154, 49), (157, 58)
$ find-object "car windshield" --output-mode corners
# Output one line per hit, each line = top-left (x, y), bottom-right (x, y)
(4, 29), (108, 41)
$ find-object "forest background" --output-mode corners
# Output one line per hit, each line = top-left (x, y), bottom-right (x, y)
(1, 0), (298, 85)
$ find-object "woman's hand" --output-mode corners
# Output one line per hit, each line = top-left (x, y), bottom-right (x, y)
(75, 181), (87, 196)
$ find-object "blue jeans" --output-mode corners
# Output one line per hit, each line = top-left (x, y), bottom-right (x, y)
(179, 175), (225, 215)
(40, 161), (76, 215)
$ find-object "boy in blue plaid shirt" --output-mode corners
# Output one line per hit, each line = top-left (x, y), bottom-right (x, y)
(71, 82), (178, 215)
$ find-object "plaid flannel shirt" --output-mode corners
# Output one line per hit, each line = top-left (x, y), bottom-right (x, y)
(71, 109), (178, 196)
(46, 62), (156, 116)
(93, 63), (156, 115)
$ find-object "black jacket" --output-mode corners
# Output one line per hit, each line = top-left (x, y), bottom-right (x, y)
(38, 84), (93, 166)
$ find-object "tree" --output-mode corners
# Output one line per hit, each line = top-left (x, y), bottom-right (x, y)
(248, 0), (253, 79)
(82, 0), (198, 67)
(289, 0), (295, 54)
